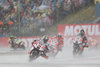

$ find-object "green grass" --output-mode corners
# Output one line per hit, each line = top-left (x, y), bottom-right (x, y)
(46, 24), (58, 36)
(46, 5), (96, 35)
(60, 5), (95, 24)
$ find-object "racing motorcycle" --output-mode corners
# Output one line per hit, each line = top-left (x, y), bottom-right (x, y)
(29, 47), (40, 61)
(9, 40), (25, 50)
(29, 43), (49, 61)
(73, 36), (88, 56)
(47, 41), (63, 57)
(54, 42), (63, 56)
(56, 41), (64, 51)
(15, 41), (25, 49)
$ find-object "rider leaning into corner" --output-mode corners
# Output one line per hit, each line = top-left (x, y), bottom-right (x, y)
(77, 29), (89, 48)
(52, 33), (64, 51)
(29, 35), (49, 59)
(8, 35), (17, 47)
(41, 35), (49, 44)
(16, 38), (24, 46)
(9, 35), (16, 42)
(40, 35), (49, 52)
(56, 33), (64, 46)
(29, 40), (40, 55)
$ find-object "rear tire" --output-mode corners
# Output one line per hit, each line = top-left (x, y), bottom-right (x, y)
(29, 49), (39, 61)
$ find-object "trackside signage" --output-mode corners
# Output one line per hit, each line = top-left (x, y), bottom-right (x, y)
(19, 37), (40, 47)
(0, 37), (53, 47)
(58, 24), (100, 44)
(0, 37), (40, 47)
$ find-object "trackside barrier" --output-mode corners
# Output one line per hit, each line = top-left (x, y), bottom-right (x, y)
(58, 23), (100, 45)
(0, 37), (41, 47)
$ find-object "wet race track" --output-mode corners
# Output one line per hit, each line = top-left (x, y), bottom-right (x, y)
(0, 44), (100, 67)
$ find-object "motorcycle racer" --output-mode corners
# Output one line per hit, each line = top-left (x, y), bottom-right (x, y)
(29, 40), (40, 55)
(78, 29), (88, 48)
(29, 39), (49, 59)
(8, 35), (17, 47)
(54, 33), (64, 47)
(39, 35), (49, 50)
(52, 33), (64, 51)
(42, 35), (49, 44)
(72, 29), (89, 56)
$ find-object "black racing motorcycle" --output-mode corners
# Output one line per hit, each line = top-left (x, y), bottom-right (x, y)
(73, 36), (87, 56)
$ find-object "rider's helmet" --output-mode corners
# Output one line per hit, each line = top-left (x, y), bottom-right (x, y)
(80, 29), (85, 36)
(57, 32), (62, 37)
(32, 40), (37, 44)
(34, 40), (37, 44)
(43, 35), (47, 39)
(10, 35), (14, 39)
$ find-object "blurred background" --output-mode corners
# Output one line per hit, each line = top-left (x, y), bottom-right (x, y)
(0, 0), (95, 37)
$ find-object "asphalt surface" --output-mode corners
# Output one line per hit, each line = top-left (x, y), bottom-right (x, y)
(0, 44), (100, 67)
